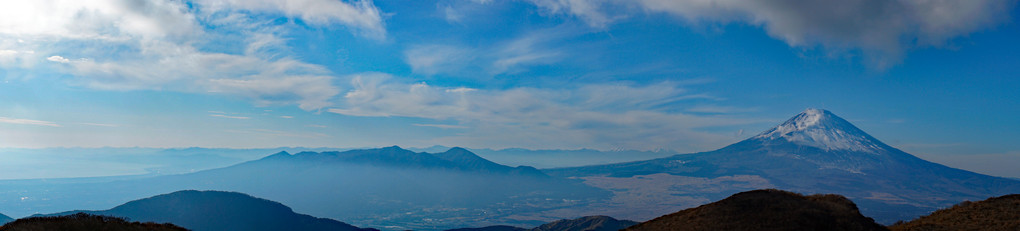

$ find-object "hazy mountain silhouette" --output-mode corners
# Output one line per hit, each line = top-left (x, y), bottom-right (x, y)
(140, 147), (607, 230)
(0, 213), (12, 226)
(890, 194), (1020, 231)
(548, 109), (1020, 223)
(0, 146), (609, 230)
(1, 213), (186, 231)
(257, 146), (546, 176)
(447, 215), (637, 231)
(625, 189), (888, 231)
(38, 190), (375, 231)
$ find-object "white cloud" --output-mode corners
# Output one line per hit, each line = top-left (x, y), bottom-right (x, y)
(280, 116), (294, 119)
(404, 45), (473, 75)
(0, 0), (198, 40)
(443, 6), (464, 23)
(328, 73), (752, 150)
(46, 56), (71, 63)
(526, 0), (619, 28)
(0, 48), (38, 67)
(404, 30), (567, 76)
(0, 117), (60, 127)
(526, 0), (1016, 69)
(0, 0), (382, 111)
(490, 31), (563, 74)
(193, 0), (386, 39)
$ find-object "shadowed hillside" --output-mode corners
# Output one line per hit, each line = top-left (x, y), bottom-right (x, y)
(625, 189), (888, 231)
(40, 190), (375, 231)
(0, 213), (186, 231)
(890, 194), (1020, 231)
(0, 213), (12, 226)
(533, 215), (637, 231)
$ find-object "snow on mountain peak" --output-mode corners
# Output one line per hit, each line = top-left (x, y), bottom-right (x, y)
(754, 109), (885, 153)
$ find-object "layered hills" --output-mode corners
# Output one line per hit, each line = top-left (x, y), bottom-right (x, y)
(1, 109), (1017, 229)
(1, 147), (606, 230)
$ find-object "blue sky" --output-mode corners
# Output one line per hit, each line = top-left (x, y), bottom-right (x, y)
(1, 0), (1019, 176)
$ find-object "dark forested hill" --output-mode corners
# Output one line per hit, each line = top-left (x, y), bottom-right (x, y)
(39, 190), (376, 231)
(890, 194), (1020, 231)
(624, 189), (888, 231)
(1, 213), (186, 231)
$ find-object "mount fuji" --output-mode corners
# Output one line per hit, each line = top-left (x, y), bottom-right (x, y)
(548, 109), (1020, 223)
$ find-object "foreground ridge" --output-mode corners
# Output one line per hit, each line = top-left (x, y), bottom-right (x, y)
(890, 194), (1020, 231)
(625, 189), (888, 231)
(0, 213), (186, 231)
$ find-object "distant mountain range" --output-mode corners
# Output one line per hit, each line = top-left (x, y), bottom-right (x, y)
(1, 109), (1017, 229)
(0, 146), (607, 230)
(409, 146), (678, 169)
(13, 188), (1016, 231)
(546, 109), (1020, 223)
(37, 190), (375, 231)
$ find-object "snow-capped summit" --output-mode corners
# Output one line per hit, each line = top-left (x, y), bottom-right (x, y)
(753, 109), (886, 153)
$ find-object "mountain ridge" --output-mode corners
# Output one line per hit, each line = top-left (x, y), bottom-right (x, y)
(546, 109), (1020, 224)
(0, 213), (11, 226)
(251, 146), (547, 177)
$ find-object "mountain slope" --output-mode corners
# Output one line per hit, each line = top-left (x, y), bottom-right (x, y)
(40, 190), (375, 231)
(624, 189), (888, 231)
(0, 213), (12, 226)
(532, 215), (637, 231)
(547, 109), (1020, 223)
(890, 194), (1020, 231)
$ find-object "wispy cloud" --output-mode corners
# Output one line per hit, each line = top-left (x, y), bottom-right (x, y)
(687, 106), (759, 114)
(328, 73), (753, 150)
(226, 128), (329, 138)
(209, 114), (251, 120)
(404, 45), (474, 75)
(0, 117), (60, 127)
(280, 116), (294, 119)
(413, 124), (469, 129)
(193, 0), (387, 39)
(404, 29), (568, 77)
(79, 122), (119, 127)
